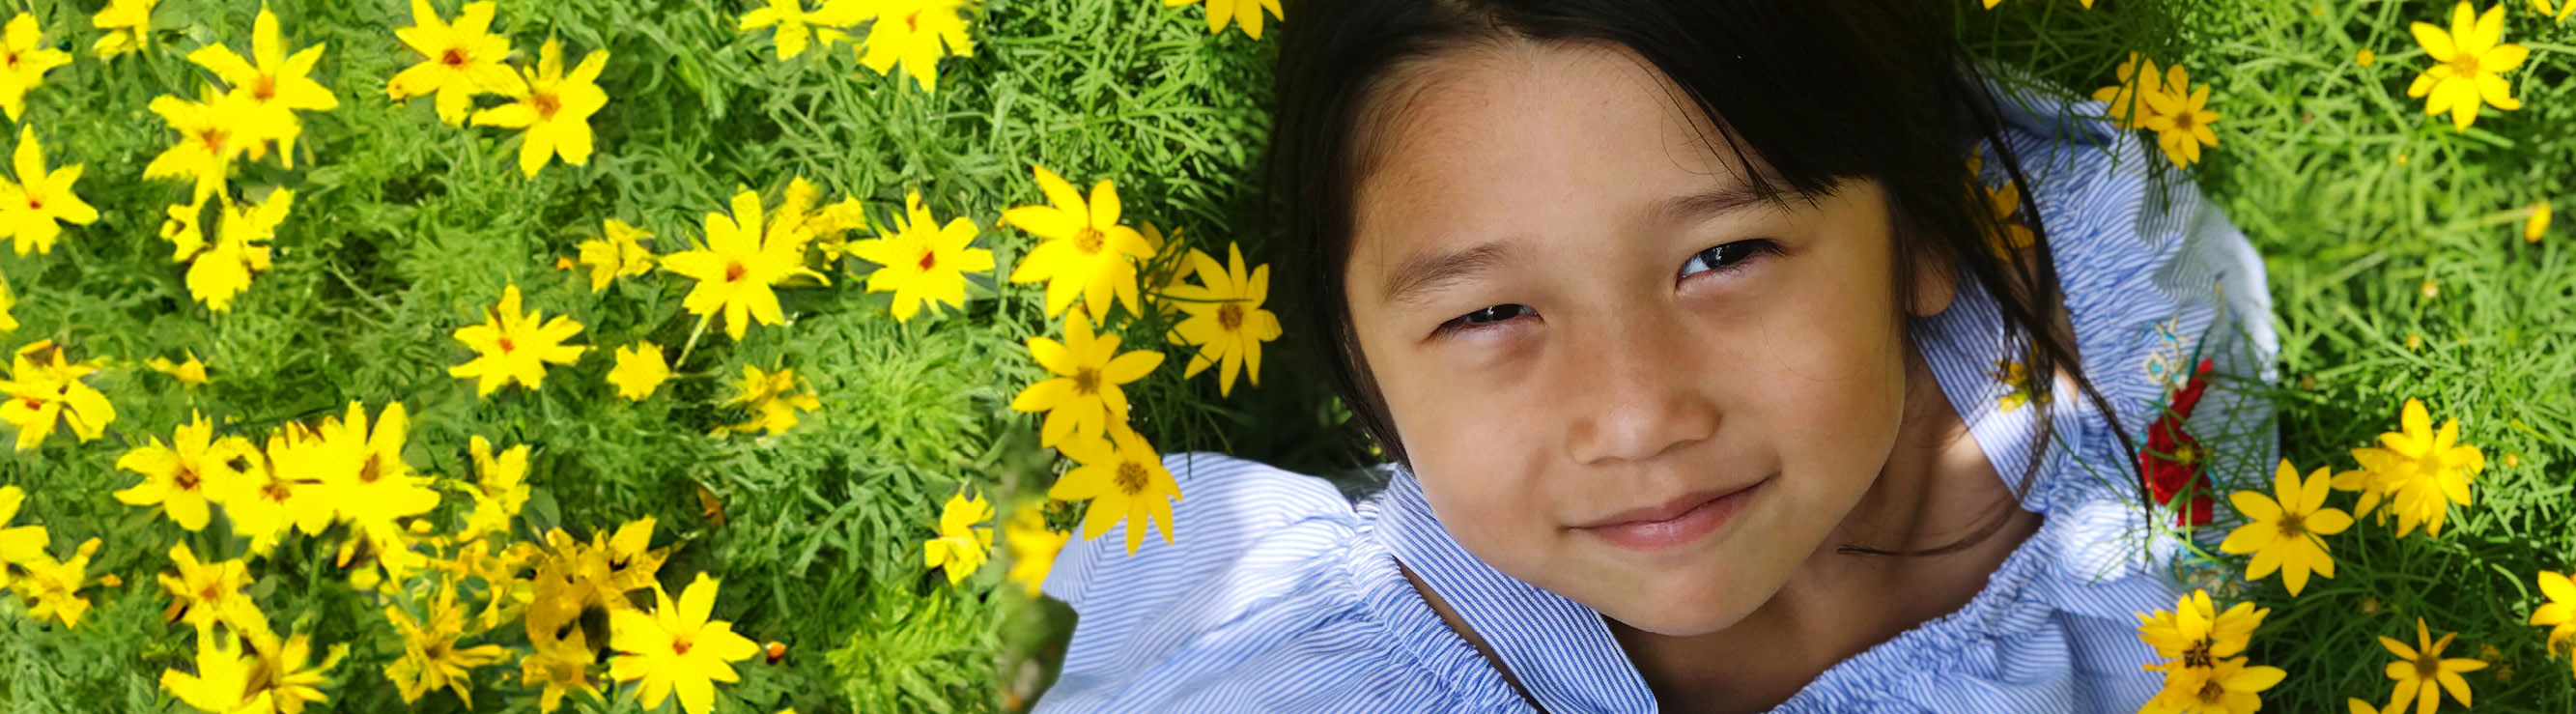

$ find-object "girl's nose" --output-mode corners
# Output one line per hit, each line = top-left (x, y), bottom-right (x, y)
(1561, 323), (1722, 466)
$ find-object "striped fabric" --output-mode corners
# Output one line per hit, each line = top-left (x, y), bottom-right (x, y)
(1034, 77), (2279, 714)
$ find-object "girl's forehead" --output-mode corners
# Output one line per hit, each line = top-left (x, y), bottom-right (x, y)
(1349, 43), (1769, 270)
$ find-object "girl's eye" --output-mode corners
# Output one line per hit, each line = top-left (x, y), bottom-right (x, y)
(1435, 303), (1536, 335)
(1679, 240), (1776, 279)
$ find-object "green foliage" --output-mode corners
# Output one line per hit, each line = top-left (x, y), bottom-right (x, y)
(1977, 0), (2576, 710)
(0, 0), (1303, 711)
(9, 0), (2567, 711)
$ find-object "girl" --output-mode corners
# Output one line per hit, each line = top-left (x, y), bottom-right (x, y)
(1037, 1), (2277, 712)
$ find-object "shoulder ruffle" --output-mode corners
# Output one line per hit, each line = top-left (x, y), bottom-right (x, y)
(1798, 77), (2279, 714)
(1036, 453), (1525, 713)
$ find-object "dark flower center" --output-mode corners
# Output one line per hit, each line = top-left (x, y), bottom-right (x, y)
(2182, 642), (2213, 669)
(2277, 512), (2307, 539)
(1115, 462), (1148, 496)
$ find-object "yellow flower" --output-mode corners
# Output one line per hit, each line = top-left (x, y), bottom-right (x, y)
(2377, 617), (2488, 714)
(525, 533), (618, 646)
(0, 126), (99, 256)
(2140, 655), (2286, 714)
(161, 626), (342, 714)
(2359, 47), (2378, 67)
(155, 542), (270, 637)
(598, 517), (669, 595)
(520, 627), (601, 713)
(146, 351), (212, 388)
(15, 537), (103, 628)
(2092, 52), (2168, 130)
(458, 435), (529, 542)
(444, 538), (536, 632)
(449, 283), (591, 397)
(386, 0), (525, 126)
(161, 629), (259, 712)
(923, 490), (994, 585)
(2137, 589), (2270, 697)
(2143, 65), (2221, 168)
(2408, 2), (2528, 132)
(716, 363), (821, 437)
(2337, 398), (2484, 538)
(853, 0), (975, 92)
(226, 426), (333, 557)
(1004, 165), (1153, 322)
(471, 39), (609, 177)
(0, 489), (39, 596)
(1967, 155), (2034, 257)
(187, 5), (339, 167)
(0, 271), (15, 333)
(740, 0), (852, 60)
(665, 188), (828, 340)
(1139, 221), (1199, 297)
(1049, 424), (1182, 555)
(384, 579), (509, 706)
(0, 14), (71, 122)
(1166, 0), (1283, 39)
(1165, 243), (1280, 397)
(768, 176), (831, 247)
(850, 190), (995, 322)
(0, 340), (116, 451)
(288, 402), (440, 581)
(609, 573), (763, 714)
(1002, 501), (1068, 596)
(145, 91), (255, 205)
(577, 218), (656, 292)
(2218, 459), (2353, 596)
(243, 629), (345, 714)
(2530, 570), (2576, 673)
(167, 189), (293, 312)
(114, 411), (258, 532)
(2537, 0), (2576, 21)
(91, 0), (158, 59)
(1010, 309), (1164, 447)
(607, 341), (671, 402)
(1991, 359), (2034, 412)
(2529, 201), (2551, 243)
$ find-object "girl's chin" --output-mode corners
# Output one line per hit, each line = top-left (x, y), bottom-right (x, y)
(1602, 603), (1752, 639)
(1593, 580), (1768, 637)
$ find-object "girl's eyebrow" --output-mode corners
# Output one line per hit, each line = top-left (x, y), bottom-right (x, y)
(1377, 240), (1519, 310)
(1373, 186), (1775, 311)
(1656, 184), (1778, 225)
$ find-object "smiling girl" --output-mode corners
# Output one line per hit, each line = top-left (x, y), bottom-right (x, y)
(1033, 1), (2277, 712)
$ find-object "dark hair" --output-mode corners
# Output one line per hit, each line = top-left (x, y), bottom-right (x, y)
(1265, 0), (2137, 554)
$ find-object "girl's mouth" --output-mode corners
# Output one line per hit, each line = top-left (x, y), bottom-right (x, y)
(1574, 478), (1765, 552)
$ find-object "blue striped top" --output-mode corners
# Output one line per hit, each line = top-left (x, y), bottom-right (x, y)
(1033, 78), (2280, 713)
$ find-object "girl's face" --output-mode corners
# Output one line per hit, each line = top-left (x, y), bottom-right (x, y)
(1346, 42), (1951, 637)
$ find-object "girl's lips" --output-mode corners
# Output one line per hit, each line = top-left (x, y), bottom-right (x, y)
(1576, 479), (1763, 552)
